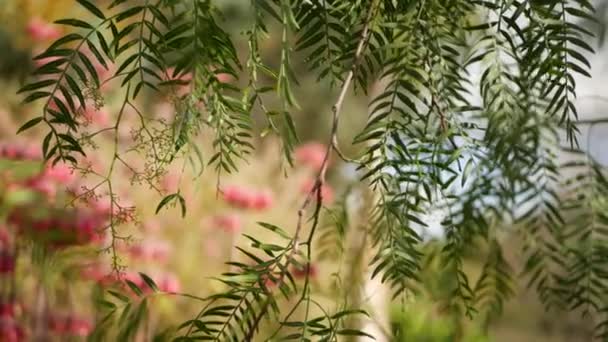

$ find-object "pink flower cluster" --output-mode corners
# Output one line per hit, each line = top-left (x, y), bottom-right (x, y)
(300, 178), (334, 204)
(222, 185), (274, 211)
(26, 18), (61, 42)
(291, 263), (319, 279)
(8, 207), (106, 248)
(0, 251), (15, 274)
(126, 239), (172, 264)
(48, 314), (92, 337)
(211, 214), (242, 234)
(0, 302), (25, 342)
(294, 142), (328, 171)
(0, 143), (41, 161)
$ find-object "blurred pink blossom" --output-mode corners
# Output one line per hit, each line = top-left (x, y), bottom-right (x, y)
(161, 172), (180, 193)
(158, 272), (181, 293)
(292, 263), (318, 279)
(128, 238), (172, 263)
(82, 106), (110, 127)
(141, 219), (162, 233)
(0, 142), (41, 161)
(216, 73), (234, 83)
(300, 178), (334, 204)
(26, 18), (61, 41)
(44, 163), (75, 184)
(294, 142), (328, 171)
(252, 189), (274, 211)
(48, 315), (92, 337)
(0, 252), (15, 274)
(223, 185), (273, 210)
(222, 185), (255, 209)
(211, 214), (242, 234)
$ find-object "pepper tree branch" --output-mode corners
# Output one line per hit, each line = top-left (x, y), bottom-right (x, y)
(242, 1), (381, 340)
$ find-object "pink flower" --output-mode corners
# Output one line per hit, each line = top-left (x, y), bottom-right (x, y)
(202, 235), (221, 258)
(222, 185), (256, 209)
(216, 73), (234, 83)
(0, 228), (10, 248)
(158, 272), (181, 293)
(141, 219), (161, 233)
(0, 320), (25, 342)
(252, 189), (274, 211)
(0, 143), (40, 161)
(26, 18), (61, 41)
(211, 214), (242, 234)
(300, 178), (334, 204)
(291, 263), (318, 279)
(80, 263), (108, 283)
(25, 176), (57, 199)
(48, 315), (92, 337)
(0, 252), (15, 274)
(82, 106), (110, 127)
(161, 172), (180, 193)
(0, 302), (15, 318)
(44, 163), (75, 184)
(23, 144), (42, 160)
(128, 239), (171, 263)
(294, 142), (328, 171)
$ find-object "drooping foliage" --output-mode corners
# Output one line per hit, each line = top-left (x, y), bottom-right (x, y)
(15, 0), (608, 340)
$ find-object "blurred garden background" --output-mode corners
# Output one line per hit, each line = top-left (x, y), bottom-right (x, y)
(0, 0), (607, 341)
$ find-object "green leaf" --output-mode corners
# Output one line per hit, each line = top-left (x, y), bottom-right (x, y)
(155, 193), (177, 214)
(125, 280), (143, 297)
(16, 117), (43, 134)
(177, 193), (186, 218)
(76, 0), (106, 19)
(139, 273), (159, 292)
(54, 18), (94, 29)
(108, 290), (130, 303)
(17, 79), (56, 94)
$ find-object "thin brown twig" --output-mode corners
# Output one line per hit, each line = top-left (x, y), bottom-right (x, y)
(242, 1), (380, 340)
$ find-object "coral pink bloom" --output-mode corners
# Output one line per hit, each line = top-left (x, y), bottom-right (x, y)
(0, 143), (39, 161)
(212, 214), (242, 234)
(203, 239), (220, 258)
(0, 302), (14, 318)
(80, 263), (108, 283)
(0, 252), (15, 274)
(25, 176), (57, 200)
(0, 321), (25, 342)
(252, 189), (274, 211)
(216, 73), (234, 83)
(0, 228), (10, 248)
(23, 144), (42, 160)
(0, 144), (19, 160)
(68, 318), (92, 337)
(141, 219), (161, 233)
(161, 172), (180, 193)
(222, 185), (252, 209)
(48, 315), (92, 337)
(82, 106), (110, 127)
(44, 163), (75, 184)
(158, 272), (181, 293)
(26, 18), (61, 41)
(292, 263), (318, 279)
(300, 178), (334, 204)
(128, 239), (171, 263)
(294, 142), (328, 171)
